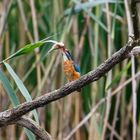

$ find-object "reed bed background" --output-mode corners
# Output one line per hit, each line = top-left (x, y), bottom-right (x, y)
(0, 0), (140, 140)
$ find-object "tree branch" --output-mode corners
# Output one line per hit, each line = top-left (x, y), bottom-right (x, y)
(131, 0), (140, 39)
(11, 116), (52, 140)
(0, 37), (139, 127)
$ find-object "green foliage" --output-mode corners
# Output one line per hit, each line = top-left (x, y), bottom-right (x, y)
(0, 68), (36, 140)
(0, 39), (57, 64)
(4, 62), (39, 123)
(0, 70), (20, 106)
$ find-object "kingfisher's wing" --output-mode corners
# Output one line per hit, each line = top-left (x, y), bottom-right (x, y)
(73, 63), (80, 73)
(65, 50), (80, 73)
(65, 50), (73, 60)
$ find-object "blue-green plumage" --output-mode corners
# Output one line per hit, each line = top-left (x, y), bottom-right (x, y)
(64, 50), (80, 74)
(74, 63), (80, 73)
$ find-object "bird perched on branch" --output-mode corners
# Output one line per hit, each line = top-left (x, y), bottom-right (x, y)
(48, 42), (80, 82)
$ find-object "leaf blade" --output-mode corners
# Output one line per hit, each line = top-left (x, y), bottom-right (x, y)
(4, 62), (39, 124)
(0, 70), (20, 106)
(0, 69), (36, 140)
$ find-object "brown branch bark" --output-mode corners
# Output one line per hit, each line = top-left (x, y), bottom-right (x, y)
(131, 0), (140, 39)
(11, 116), (52, 140)
(0, 37), (139, 128)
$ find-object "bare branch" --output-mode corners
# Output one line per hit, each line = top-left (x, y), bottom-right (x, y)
(131, 0), (140, 39)
(131, 46), (140, 54)
(11, 116), (52, 140)
(0, 37), (139, 127)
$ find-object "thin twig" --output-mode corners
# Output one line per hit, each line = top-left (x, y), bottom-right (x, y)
(107, 123), (123, 140)
(124, 0), (133, 35)
(0, 0), (13, 38)
(102, 2), (112, 140)
(17, 0), (33, 42)
(125, 1), (138, 140)
(30, 0), (42, 95)
(30, 0), (39, 42)
(102, 8), (124, 24)
(131, 0), (140, 39)
(131, 54), (137, 140)
(110, 74), (126, 140)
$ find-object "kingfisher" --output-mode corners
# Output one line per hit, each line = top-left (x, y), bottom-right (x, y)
(48, 42), (80, 82)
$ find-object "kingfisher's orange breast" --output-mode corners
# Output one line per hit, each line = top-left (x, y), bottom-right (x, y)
(63, 60), (80, 82)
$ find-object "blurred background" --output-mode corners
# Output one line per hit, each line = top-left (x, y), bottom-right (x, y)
(0, 0), (140, 140)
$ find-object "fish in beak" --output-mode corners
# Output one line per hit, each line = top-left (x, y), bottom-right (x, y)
(48, 42), (65, 53)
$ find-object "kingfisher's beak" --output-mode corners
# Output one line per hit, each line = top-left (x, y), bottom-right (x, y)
(48, 42), (65, 54)
(48, 44), (58, 53)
